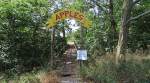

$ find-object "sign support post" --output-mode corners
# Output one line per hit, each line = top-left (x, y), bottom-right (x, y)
(50, 28), (55, 69)
(80, 27), (84, 67)
(76, 27), (87, 67)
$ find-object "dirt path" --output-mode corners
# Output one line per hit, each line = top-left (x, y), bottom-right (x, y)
(60, 63), (83, 83)
(60, 46), (86, 83)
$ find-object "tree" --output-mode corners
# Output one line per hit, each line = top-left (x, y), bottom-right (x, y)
(109, 0), (116, 36)
(0, 0), (67, 73)
(116, 0), (150, 64)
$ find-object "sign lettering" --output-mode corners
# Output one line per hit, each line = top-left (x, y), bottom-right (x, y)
(47, 10), (92, 28)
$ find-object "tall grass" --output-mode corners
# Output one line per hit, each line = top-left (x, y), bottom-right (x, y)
(0, 70), (60, 83)
(80, 55), (150, 83)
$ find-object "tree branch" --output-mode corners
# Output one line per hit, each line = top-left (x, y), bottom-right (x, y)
(132, 0), (141, 5)
(126, 10), (150, 24)
(90, 0), (106, 11)
(95, 3), (105, 11)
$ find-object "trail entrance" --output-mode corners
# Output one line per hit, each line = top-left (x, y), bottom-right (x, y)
(46, 9), (92, 82)
(60, 42), (85, 83)
(47, 9), (92, 28)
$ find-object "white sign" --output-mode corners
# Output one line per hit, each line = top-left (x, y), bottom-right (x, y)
(77, 50), (87, 60)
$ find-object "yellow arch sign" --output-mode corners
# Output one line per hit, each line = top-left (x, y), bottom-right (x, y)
(47, 10), (92, 28)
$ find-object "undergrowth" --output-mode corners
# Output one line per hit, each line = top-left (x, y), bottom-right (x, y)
(0, 70), (60, 83)
(80, 55), (150, 83)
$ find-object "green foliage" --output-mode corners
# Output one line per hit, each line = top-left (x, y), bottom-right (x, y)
(128, 1), (150, 52)
(80, 58), (150, 83)
(118, 60), (150, 83)
(70, 0), (150, 55)
(80, 60), (118, 83)
(0, 0), (150, 81)
(0, 0), (66, 75)
(0, 71), (40, 83)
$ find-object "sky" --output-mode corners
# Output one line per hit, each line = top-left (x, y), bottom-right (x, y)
(67, 19), (80, 31)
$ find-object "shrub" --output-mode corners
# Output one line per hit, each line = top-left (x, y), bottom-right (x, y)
(80, 60), (118, 83)
(0, 70), (60, 83)
(80, 58), (150, 83)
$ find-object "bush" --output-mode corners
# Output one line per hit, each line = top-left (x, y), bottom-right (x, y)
(0, 70), (60, 83)
(0, 72), (40, 83)
(117, 60), (150, 83)
(80, 58), (150, 83)
(80, 60), (118, 83)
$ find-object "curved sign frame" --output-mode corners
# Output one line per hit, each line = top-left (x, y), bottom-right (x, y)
(47, 10), (92, 28)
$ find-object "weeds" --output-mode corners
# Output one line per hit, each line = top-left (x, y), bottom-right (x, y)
(0, 70), (60, 83)
(80, 55), (150, 83)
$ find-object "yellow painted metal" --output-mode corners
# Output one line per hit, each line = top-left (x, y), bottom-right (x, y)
(47, 10), (92, 28)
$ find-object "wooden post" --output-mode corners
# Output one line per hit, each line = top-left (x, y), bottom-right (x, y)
(62, 21), (66, 52)
(79, 27), (85, 67)
(50, 28), (55, 69)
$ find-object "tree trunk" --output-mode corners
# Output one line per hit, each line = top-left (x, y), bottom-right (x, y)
(62, 27), (66, 50)
(109, 0), (117, 51)
(80, 27), (84, 49)
(109, 0), (116, 34)
(62, 27), (65, 40)
(116, 0), (133, 64)
(50, 28), (55, 68)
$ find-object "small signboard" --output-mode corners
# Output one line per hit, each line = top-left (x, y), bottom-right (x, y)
(77, 50), (87, 60)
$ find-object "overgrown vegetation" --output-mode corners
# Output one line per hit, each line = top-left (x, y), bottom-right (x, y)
(80, 56), (150, 83)
(0, 0), (150, 82)
(0, 70), (59, 83)
(0, 0), (66, 76)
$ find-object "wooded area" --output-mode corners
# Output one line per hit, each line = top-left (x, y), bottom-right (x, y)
(0, 0), (150, 83)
